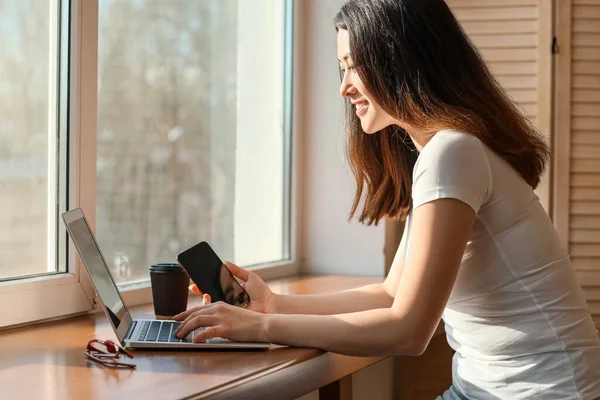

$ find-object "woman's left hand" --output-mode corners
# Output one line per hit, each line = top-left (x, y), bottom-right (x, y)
(172, 302), (268, 343)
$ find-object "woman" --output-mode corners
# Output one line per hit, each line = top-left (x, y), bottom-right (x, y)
(174, 0), (600, 398)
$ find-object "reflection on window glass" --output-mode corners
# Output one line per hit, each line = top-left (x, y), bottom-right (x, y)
(97, 0), (289, 286)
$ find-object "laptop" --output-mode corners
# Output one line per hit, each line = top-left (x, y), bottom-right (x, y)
(62, 208), (270, 350)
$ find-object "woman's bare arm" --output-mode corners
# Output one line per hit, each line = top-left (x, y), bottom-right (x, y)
(262, 199), (474, 356)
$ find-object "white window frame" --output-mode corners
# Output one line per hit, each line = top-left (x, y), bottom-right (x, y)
(1, 0), (301, 328)
(0, 0), (97, 329)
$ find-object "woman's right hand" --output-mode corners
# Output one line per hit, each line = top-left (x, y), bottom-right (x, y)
(189, 261), (277, 314)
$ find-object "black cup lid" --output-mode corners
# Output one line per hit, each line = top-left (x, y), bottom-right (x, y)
(149, 263), (185, 273)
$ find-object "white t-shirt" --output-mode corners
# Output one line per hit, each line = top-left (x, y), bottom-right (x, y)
(405, 130), (600, 399)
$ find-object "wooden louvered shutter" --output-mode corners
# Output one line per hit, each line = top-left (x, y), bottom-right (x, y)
(446, 0), (553, 212)
(555, 0), (600, 328)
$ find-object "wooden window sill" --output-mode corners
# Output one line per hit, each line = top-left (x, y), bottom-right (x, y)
(0, 275), (402, 400)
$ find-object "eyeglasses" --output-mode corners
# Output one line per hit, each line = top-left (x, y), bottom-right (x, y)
(85, 339), (136, 369)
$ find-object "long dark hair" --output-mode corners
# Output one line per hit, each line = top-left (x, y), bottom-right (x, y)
(334, 0), (549, 225)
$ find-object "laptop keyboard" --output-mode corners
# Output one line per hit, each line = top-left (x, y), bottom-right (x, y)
(136, 320), (204, 343)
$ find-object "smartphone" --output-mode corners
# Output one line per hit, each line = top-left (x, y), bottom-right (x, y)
(176, 241), (250, 307)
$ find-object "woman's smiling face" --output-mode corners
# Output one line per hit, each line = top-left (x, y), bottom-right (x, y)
(337, 29), (397, 134)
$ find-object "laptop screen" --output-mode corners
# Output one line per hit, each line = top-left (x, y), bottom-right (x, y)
(63, 209), (129, 330)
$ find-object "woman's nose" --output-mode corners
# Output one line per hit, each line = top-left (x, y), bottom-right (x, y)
(339, 76), (357, 97)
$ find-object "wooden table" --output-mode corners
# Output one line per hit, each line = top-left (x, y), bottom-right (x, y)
(0, 275), (386, 400)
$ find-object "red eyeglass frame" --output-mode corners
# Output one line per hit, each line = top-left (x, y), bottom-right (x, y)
(85, 339), (136, 369)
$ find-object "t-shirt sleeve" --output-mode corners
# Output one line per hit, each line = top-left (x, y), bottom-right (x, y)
(412, 132), (493, 214)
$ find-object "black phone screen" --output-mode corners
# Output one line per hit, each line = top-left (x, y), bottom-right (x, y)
(177, 242), (250, 307)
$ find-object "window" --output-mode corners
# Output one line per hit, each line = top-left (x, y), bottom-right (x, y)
(0, 0), (295, 328)
(0, 0), (69, 282)
(0, 0), (93, 329)
(96, 0), (294, 287)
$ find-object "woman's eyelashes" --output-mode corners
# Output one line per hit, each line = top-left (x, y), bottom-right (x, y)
(339, 65), (355, 74)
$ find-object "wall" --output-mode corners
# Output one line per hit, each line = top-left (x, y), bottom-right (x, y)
(297, 0), (386, 277)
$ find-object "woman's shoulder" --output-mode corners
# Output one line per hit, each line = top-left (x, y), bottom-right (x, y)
(417, 129), (488, 169)
(424, 129), (482, 153)
(412, 130), (494, 213)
